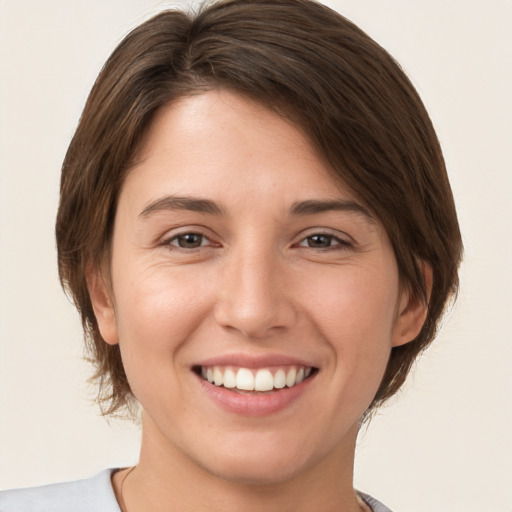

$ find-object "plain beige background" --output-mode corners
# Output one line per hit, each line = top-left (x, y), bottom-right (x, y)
(1, 1), (511, 511)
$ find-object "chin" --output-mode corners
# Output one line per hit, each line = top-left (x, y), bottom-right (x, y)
(189, 431), (330, 487)
(203, 452), (312, 487)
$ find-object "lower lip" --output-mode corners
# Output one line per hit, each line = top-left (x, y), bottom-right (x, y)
(196, 373), (315, 416)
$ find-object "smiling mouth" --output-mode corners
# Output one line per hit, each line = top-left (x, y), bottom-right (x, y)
(194, 365), (317, 393)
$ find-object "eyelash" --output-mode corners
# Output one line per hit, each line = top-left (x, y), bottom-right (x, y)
(296, 232), (352, 250)
(162, 230), (352, 252)
(165, 232), (214, 250)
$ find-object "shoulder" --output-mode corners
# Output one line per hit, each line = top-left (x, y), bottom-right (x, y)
(0, 469), (121, 512)
(359, 491), (394, 512)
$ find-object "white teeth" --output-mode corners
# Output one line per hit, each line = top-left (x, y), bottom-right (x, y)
(254, 369), (274, 392)
(213, 367), (223, 386)
(201, 365), (313, 391)
(285, 367), (297, 387)
(236, 368), (255, 390)
(223, 368), (236, 388)
(274, 369), (286, 389)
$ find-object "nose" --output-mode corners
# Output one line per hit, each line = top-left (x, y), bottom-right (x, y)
(214, 243), (297, 339)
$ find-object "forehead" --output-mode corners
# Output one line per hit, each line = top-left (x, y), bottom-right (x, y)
(133, 91), (321, 170)
(122, 90), (365, 211)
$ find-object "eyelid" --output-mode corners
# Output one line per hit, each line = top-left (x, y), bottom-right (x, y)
(169, 233), (208, 248)
(158, 226), (221, 249)
(294, 228), (354, 247)
(157, 226), (355, 251)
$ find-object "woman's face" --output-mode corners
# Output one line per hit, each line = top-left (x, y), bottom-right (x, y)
(92, 90), (422, 484)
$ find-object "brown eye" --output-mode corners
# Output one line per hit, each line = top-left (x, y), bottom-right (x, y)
(297, 233), (351, 250)
(171, 233), (205, 249)
(305, 234), (335, 248)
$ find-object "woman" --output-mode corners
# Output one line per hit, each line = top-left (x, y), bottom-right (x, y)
(0, 0), (462, 510)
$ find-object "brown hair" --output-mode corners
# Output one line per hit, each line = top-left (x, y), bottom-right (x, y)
(56, 0), (462, 416)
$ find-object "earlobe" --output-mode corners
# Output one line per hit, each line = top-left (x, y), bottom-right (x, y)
(87, 269), (119, 346)
(392, 263), (433, 347)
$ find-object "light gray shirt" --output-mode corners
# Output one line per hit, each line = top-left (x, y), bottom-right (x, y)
(0, 469), (393, 511)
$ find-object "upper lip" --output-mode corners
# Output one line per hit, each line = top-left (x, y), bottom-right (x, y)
(194, 353), (317, 369)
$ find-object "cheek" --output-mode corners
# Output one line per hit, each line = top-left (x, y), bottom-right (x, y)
(305, 264), (399, 344)
(111, 265), (215, 377)
(303, 265), (399, 401)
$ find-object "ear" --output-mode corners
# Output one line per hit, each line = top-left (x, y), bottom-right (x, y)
(392, 263), (433, 347)
(87, 268), (119, 346)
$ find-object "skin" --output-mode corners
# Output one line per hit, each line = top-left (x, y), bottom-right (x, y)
(89, 90), (428, 512)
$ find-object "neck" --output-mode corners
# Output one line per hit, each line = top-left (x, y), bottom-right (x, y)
(114, 418), (362, 512)
(116, 412), (363, 512)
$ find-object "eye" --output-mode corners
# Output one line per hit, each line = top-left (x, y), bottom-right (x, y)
(298, 233), (350, 249)
(169, 232), (208, 249)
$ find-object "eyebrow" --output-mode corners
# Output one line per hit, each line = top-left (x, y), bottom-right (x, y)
(289, 199), (375, 223)
(139, 195), (375, 223)
(139, 196), (226, 218)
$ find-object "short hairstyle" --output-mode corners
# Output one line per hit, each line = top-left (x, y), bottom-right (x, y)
(56, 0), (463, 416)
